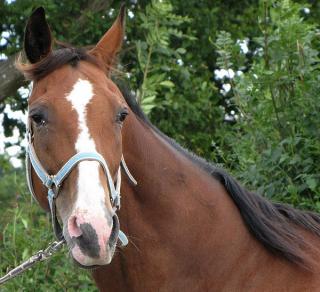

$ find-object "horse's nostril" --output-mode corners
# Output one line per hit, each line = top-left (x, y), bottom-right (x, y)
(75, 223), (100, 258)
(109, 214), (120, 248)
(68, 214), (83, 238)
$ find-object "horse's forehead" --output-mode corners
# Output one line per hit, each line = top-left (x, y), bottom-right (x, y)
(29, 66), (80, 103)
(30, 63), (120, 104)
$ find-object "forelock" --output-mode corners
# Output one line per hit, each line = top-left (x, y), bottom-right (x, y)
(17, 47), (103, 81)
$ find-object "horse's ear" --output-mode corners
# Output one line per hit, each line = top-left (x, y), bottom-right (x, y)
(89, 4), (126, 71)
(24, 7), (52, 64)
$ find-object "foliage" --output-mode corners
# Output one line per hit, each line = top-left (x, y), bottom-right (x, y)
(129, 0), (193, 114)
(214, 0), (320, 209)
(124, 0), (222, 156)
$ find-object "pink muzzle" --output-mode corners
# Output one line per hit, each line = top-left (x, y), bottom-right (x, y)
(68, 210), (113, 260)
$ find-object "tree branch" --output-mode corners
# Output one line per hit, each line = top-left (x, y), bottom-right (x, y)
(0, 54), (25, 103)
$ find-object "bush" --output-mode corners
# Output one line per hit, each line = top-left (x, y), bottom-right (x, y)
(214, 0), (320, 209)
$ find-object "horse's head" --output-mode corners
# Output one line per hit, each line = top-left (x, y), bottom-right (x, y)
(21, 7), (129, 267)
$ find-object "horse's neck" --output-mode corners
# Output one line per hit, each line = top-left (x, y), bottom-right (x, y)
(93, 114), (318, 291)
(118, 115), (267, 280)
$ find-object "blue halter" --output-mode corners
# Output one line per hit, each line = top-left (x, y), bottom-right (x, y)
(26, 130), (137, 247)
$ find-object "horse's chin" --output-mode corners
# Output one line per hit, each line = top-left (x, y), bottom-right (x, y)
(71, 257), (101, 270)
(69, 244), (116, 269)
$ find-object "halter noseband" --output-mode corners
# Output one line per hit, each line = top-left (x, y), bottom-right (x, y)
(25, 126), (137, 246)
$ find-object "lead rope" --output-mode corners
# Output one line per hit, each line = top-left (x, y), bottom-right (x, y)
(0, 240), (65, 285)
(0, 154), (137, 285)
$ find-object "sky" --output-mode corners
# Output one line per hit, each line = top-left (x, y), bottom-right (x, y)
(0, 87), (29, 168)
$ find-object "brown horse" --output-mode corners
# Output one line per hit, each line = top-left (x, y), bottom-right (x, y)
(19, 6), (320, 291)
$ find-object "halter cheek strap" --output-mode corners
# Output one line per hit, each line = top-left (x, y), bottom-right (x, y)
(26, 131), (137, 246)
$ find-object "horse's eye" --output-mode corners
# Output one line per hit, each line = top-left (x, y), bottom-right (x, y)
(31, 114), (46, 126)
(117, 109), (129, 123)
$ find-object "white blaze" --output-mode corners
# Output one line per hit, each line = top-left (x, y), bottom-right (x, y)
(65, 79), (106, 215)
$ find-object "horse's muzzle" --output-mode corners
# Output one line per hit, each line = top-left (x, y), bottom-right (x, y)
(66, 210), (119, 267)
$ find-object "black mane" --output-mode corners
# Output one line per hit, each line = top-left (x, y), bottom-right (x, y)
(19, 47), (320, 268)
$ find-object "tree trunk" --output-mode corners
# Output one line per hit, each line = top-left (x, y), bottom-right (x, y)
(0, 54), (25, 102)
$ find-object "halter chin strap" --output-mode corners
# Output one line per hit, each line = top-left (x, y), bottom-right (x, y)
(26, 131), (137, 247)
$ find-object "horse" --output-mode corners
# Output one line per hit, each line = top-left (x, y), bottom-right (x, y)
(18, 6), (320, 291)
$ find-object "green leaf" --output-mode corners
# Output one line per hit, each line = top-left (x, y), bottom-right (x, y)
(142, 95), (156, 104)
(22, 248), (29, 260)
(176, 48), (186, 54)
(21, 218), (28, 229)
(160, 80), (175, 88)
(306, 177), (317, 191)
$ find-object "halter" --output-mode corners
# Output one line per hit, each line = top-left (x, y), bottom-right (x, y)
(25, 125), (137, 246)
